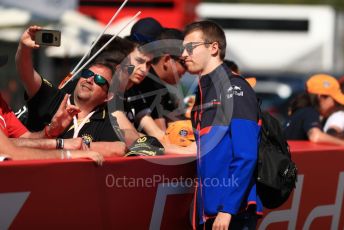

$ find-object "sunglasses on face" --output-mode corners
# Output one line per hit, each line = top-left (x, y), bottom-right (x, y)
(171, 56), (186, 69)
(81, 69), (109, 88)
(182, 41), (213, 55)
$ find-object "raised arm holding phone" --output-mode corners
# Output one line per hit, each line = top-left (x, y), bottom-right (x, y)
(16, 25), (126, 157)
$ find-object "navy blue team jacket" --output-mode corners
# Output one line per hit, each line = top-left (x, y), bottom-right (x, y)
(191, 63), (263, 224)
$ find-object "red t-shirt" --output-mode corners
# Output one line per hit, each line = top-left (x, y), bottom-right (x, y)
(0, 95), (28, 137)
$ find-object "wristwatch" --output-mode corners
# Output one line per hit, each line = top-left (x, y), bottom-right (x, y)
(82, 137), (91, 148)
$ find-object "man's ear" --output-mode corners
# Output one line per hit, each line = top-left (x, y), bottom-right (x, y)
(162, 55), (171, 70)
(210, 42), (220, 57)
(105, 92), (114, 102)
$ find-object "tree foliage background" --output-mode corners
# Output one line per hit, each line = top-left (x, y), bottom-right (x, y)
(203, 0), (344, 10)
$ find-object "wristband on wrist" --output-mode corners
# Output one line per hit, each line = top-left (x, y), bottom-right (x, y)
(56, 138), (64, 149)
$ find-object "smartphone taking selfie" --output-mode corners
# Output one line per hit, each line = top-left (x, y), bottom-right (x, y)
(35, 29), (61, 47)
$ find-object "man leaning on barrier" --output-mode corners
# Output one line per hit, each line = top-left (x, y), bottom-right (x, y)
(110, 43), (195, 155)
(130, 27), (187, 131)
(0, 54), (103, 164)
(15, 25), (127, 157)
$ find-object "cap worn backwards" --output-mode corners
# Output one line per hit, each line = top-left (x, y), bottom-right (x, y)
(129, 17), (163, 44)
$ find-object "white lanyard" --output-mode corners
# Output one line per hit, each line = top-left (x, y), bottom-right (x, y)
(68, 98), (96, 138)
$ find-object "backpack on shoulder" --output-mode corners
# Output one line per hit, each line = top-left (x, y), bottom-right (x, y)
(222, 70), (297, 209)
(256, 106), (298, 209)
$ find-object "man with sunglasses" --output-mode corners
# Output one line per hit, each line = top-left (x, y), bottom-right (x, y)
(131, 28), (197, 149)
(110, 43), (158, 135)
(15, 26), (128, 157)
(182, 21), (262, 229)
(111, 44), (195, 155)
(0, 53), (103, 164)
(118, 27), (188, 139)
(139, 28), (187, 129)
(113, 17), (169, 140)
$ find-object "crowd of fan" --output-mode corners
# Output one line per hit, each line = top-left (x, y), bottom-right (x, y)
(0, 17), (343, 165)
(0, 18), (198, 163)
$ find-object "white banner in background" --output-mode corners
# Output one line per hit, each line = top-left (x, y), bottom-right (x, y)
(0, 0), (77, 20)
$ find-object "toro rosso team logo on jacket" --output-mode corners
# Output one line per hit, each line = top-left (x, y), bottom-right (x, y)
(227, 85), (244, 99)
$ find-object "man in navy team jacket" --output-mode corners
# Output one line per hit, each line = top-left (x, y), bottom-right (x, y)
(182, 21), (262, 229)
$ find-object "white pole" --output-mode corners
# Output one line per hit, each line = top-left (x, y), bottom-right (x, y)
(70, 0), (129, 75)
(60, 11), (141, 89)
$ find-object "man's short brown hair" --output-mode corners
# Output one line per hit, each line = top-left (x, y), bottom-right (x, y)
(184, 21), (226, 60)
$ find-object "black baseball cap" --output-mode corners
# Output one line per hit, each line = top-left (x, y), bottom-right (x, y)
(129, 17), (163, 44)
(0, 55), (8, 67)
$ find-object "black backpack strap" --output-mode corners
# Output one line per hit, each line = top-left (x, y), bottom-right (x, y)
(257, 97), (263, 118)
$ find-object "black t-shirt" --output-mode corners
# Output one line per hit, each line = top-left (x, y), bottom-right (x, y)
(110, 68), (184, 128)
(283, 107), (321, 140)
(17, 77), (79, 126)
(125, 68), (184, 122)
(111, 87), (152, 128)
(25, 78), (121, 142)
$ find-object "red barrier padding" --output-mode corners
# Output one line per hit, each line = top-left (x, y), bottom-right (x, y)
(0, 141), (343, 229)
